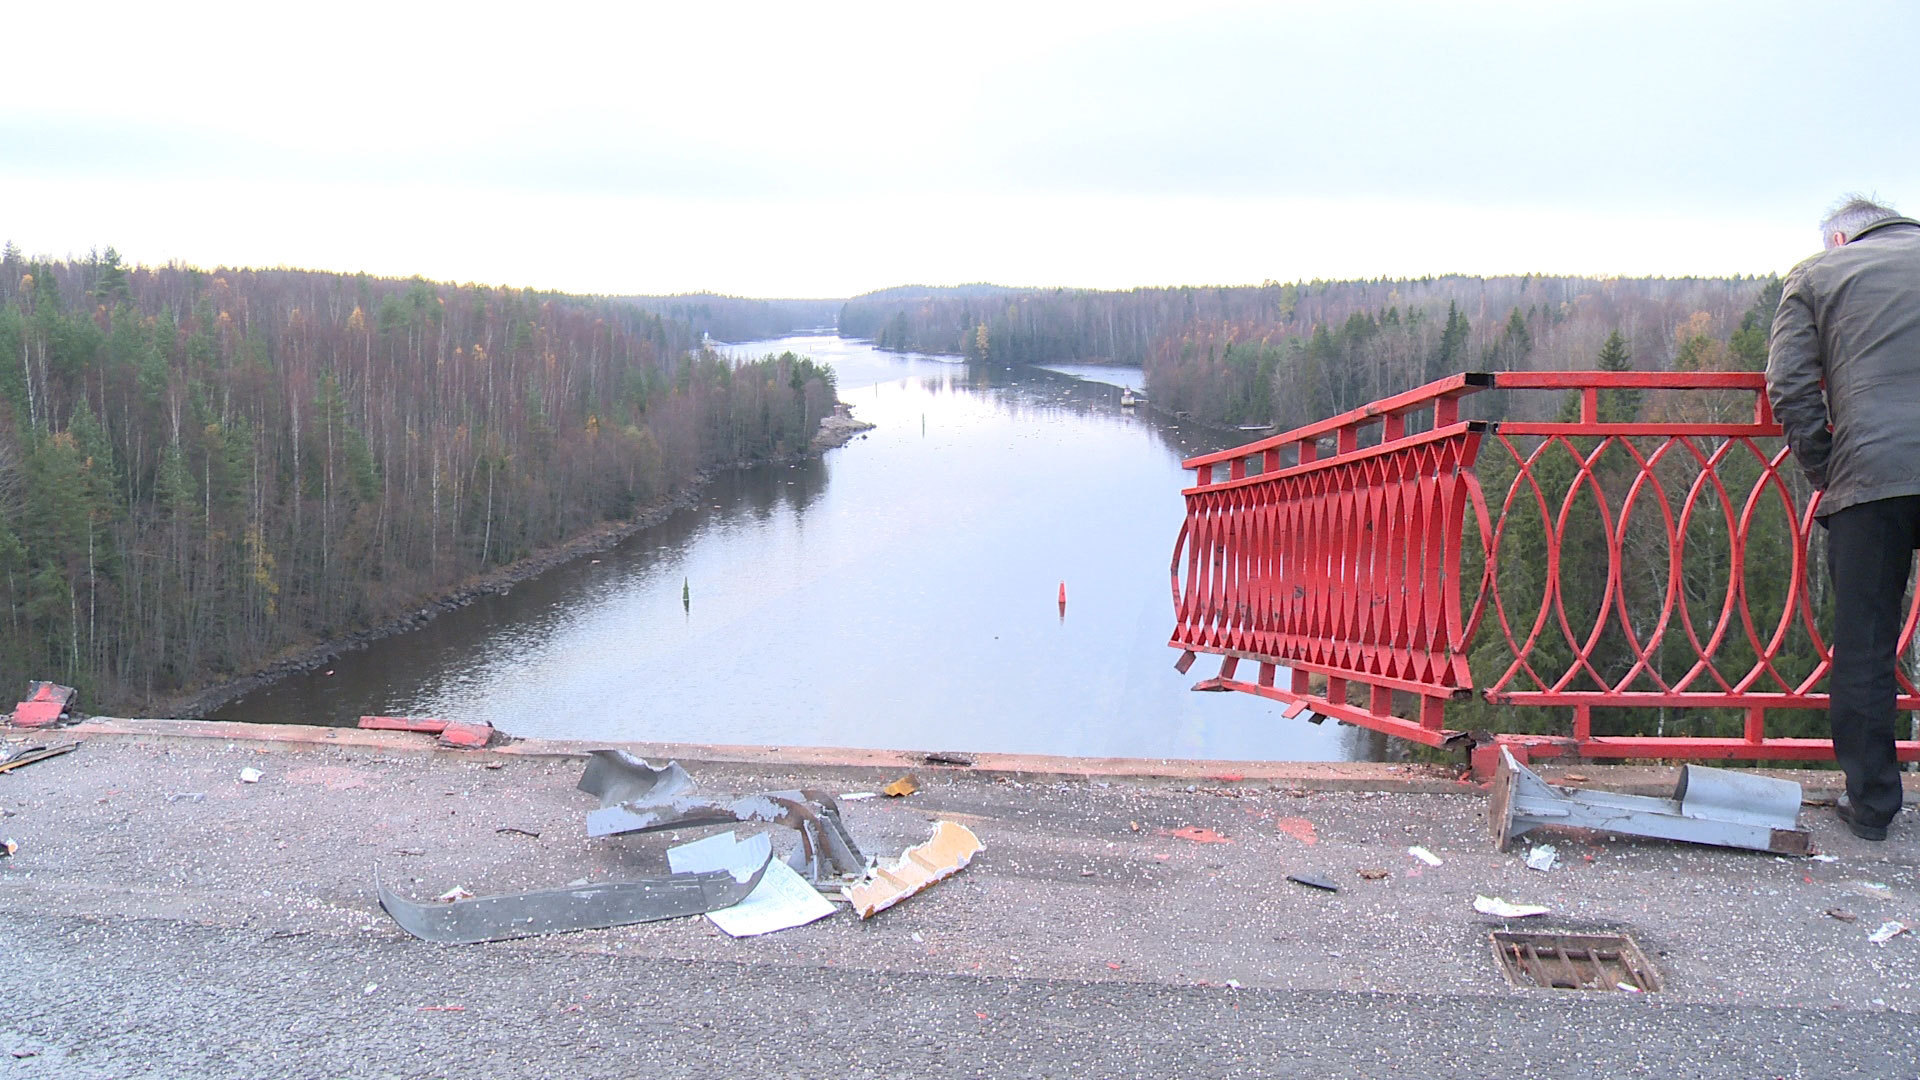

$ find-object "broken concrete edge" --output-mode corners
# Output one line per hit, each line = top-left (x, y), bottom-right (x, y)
(47, 716), (1909, 797)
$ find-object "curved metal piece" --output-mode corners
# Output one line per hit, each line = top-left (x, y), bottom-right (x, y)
(377, 836), (771, 945)
(576, 748), (694, 805)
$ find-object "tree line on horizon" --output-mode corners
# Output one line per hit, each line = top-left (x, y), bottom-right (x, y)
(0, 245), (838, 713)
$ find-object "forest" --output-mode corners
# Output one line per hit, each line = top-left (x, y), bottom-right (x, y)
(0, 246), (839, 713)
(839, 275), (1778, 429)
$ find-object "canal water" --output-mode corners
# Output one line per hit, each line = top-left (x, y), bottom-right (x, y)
(215, 335), (1373, 762)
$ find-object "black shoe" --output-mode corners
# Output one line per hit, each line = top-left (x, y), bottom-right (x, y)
(1836, 794), (1889, 842)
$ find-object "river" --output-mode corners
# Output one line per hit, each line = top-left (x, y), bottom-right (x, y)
(214, 334), (1374, 762)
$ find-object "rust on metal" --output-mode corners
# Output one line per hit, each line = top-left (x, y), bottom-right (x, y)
(1169, 369), (1920, 767)
(1490, 930), (1659, 992)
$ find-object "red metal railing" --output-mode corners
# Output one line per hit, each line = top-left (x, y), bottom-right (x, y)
(1170, 370), (1920, 766)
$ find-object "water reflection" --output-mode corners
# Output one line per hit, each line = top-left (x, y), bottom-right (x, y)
(216, 335), (1370, 762)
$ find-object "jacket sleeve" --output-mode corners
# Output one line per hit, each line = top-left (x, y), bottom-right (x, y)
(1766, 262), (1831, 492)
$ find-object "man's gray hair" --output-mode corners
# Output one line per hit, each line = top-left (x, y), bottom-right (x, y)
(1821, 194), (1901, 248)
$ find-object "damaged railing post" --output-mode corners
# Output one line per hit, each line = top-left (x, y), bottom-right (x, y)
(1489, 748), (1811, 856)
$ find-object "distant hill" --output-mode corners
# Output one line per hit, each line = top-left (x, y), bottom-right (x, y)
(833, 274), (1780, 429)
(621, 293), (844, 342)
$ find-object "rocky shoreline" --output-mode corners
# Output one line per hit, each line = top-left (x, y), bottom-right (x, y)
(164, 407), (876, 720)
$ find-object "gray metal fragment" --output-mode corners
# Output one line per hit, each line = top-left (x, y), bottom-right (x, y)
(1490, 748), (1810, 855)
(577, 752), (866, 882)
(377, 834), (770, 945)
(576, 749), (693, 806)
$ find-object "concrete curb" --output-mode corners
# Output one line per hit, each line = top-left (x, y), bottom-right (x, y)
(41, 717), (1897, 798)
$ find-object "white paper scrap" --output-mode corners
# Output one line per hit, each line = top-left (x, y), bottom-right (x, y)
(1810, 854), (1839, 863)
(1525, 845), (1559, 872)
(239, 768), (262, 784)
(1474, 895), (1550, 918)
(668, 831), (836, 937)
(839, 792), (878, 801)
(1407, 846), (1442, 867)
(1867, 920), (1910, 946)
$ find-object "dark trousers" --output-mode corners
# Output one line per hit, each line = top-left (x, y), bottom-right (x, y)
(1825, 495), (1918, 828)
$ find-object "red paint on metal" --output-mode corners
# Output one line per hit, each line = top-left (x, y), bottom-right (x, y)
(11, 702), (62, 728)
(437, 721), (493, 749)
(358, 716), (450, 734)
(10, 682), (74, 728)
(1170, 369), (1920, 768)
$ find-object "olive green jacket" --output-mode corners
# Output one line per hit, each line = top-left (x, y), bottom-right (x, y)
(1766, 216), (1920, 516)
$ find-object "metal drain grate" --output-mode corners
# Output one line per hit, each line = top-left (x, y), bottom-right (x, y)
(1490, 931), (1660, 992)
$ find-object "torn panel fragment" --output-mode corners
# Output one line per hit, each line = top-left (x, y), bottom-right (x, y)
(578, 751), (865, 882)
(844, 821), (983, 919)
(377, 834), (771, 944)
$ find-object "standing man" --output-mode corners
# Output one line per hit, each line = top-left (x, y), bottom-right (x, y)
(1767, 195), (1920, 841)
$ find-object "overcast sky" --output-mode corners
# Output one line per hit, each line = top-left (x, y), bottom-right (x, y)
(4, 0), (1915, 297)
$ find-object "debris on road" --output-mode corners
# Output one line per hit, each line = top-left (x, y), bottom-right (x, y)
(882, 774), (919, 798)
(494, 827), (541, 839)
(376, 835), (771, 944)
(1357, 868), (1389, 880)
(1274, 817), (1317, 845)
(435, 886), (475, 903)
(1867, 920), (1910, 945)
(0, 742), (79, 774)
(840, 792), (878, 801)
(668, 830), (836, 937)
(1286, 873), (1338, 892)
(577, 750), (866, 885)
(8, 682), (74, 729)
(1852, 881), (1893, 900)
(1407, 846), (1442, 867)
(0, 838), (16, 857)
(437, 721), (494, 749)
(845, 821), (983, 919)
(166, 792), (206, 803)
(1827, 908), (1858, 922)
(1164, 826), (1230, 844)
(1525, 844), (1559, 872)
(1810, 854), (1840, 863)
(1474, 895), (1550, 918)
(239, 767), (263, 784)
(921, 752), (975, 767)
(1490, 747), (1811, 855)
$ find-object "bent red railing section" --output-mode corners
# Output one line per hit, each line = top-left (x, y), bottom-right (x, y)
(1170, 370), (1920, 764)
